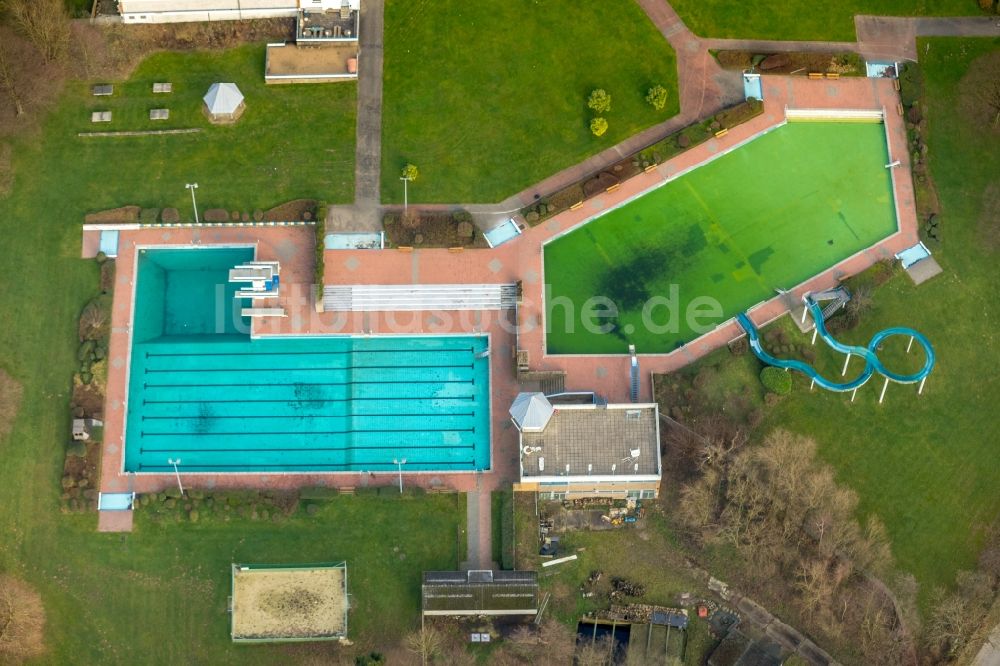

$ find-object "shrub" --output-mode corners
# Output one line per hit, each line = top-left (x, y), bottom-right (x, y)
(677, 134), (691, 148)
(161, 207), (180, 223)
(66, 441), (86, 457)
(79, 299), (109, 341)
(382, 213), (398, 226)
(80, 372), (92, 385)
(646, 84), (668, 111)
(587, 88), (611, 113)
(590, 117), (609, 137)
(77, 340), (96, 361)
(306, 503), (319, 515)
(401, 163), (419, 181)
(760, 367), (792, 395)
(203, 208), (229, 223)
(139, 208), (159, 223)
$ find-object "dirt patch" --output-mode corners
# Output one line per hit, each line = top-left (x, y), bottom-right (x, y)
(232, 567), (346, 640)
(383, 211), (485, 248)
(979, 182), (1000, 251)
(958, 50), (1000, 134)
(713, 50), (863, 75)
(264, 199), (317, 222)
(583, 172), (620, 198)
(0, 574), (46, 662)
(0, 144), (11, 199)
(72, 384), (104, 419)
(84, 205), (140, 224)
(0, 371), (23, 441)
(266, 43), (357, 76)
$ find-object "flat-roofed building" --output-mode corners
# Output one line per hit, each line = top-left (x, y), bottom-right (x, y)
(421, 570), (539, 617)
(117, 0), (359, 24)
(511, 393), (661, 500)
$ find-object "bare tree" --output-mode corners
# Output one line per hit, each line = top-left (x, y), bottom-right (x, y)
(0, 574), (46, 662)
(575, 635), (616, 666)
(404, 626), (444, 666)
(0, 42), (24, 117)
(3, 0), (71, 63)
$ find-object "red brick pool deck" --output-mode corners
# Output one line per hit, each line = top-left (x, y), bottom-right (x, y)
(85, 75), (918, 529)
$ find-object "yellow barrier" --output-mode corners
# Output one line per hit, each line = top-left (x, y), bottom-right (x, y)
(643, 164), (658, 173)
(893, 79), (901, 91)
(569, 201), (584, 210)
(896, 103), (904, 116)
(605, 183), (621, 193)
(448, 247), (464, 253)
(714, 128), (729, 138)
(808, 72), (824, 80)
(398, 246), (413, 253)
(825, 72), (840, 80)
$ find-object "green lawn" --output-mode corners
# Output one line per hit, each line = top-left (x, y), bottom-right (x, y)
(0, 44), (468, 663)
(544, 121), (896, 354)
(671, 0), (982, 42)
(71, 44), (356, 213)
(654, 38), (1000, 599)
(380, 0), (679, 204)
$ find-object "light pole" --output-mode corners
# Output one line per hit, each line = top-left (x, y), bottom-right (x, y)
(393, 458), (406, 493)
(168, 458), (185, 496)
(185, 183), (199, 224)
(399, 177), (410, 213)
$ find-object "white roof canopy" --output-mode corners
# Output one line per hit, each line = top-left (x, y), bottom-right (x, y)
(509, 392), (553, 432)
(203, 82), (244, 115)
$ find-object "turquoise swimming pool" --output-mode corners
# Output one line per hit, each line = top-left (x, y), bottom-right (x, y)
(124, 248), (491, 473)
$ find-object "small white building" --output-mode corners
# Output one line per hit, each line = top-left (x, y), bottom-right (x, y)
(511, 393), (662, 500)
(118, 0), (359, 24)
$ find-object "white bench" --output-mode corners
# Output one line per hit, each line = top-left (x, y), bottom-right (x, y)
(91, 111), (112, 123)
(153, 82), (173, 93)
(149, 108), (169, 120)
(242, 307), (287, 318)
(229, 266), (273, 282)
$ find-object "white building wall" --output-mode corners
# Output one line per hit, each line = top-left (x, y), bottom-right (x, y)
(118, 0), (326, 23)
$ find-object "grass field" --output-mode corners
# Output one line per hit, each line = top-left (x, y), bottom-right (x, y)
(654, 38), (1000, 599)
(544, 121), (897, 354)
(70, 45), (356, 213)
(0, 44), (467, 663)
(671, 0), (982, 42)
(380, 0), (679, 204)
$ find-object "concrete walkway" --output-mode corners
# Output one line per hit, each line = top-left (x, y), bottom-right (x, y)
(701, 15), (1000, 64)
(355, 0), (384, 208)
(463, 484), (494, 571)
(974, 622), (1000, 666)
(326, 0), (385, 233)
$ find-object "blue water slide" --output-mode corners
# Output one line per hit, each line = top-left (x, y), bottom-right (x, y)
(736, 296), (934, 393)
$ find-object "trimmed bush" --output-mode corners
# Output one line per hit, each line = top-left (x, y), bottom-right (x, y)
(587, 88), (611, 113)
(646, 84), (668, 111)
(66, 441), (87, 457)
(760, 367), (792, 395)
(590, 117), (609, 137)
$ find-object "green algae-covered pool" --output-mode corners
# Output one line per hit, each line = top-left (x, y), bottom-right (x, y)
(543, 121), (898, 354)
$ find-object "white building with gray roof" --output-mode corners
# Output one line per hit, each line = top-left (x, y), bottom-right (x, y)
(510, 393), (661, 500)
